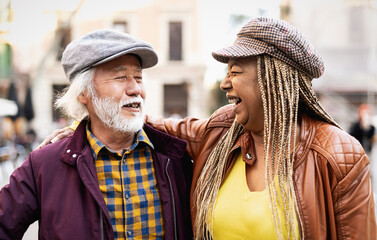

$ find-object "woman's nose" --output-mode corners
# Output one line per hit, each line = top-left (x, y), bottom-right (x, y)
(220, 75), (231, 91)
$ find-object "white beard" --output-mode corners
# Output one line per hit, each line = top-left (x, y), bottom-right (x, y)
(92, 95), (145, 133)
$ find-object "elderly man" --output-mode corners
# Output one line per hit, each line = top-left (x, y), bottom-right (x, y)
(0, 30), (192, 240)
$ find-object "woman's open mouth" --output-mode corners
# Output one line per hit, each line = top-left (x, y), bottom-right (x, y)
(228, 97), (242, 106)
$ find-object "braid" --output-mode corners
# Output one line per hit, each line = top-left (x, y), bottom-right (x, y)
(262, 55), (338, 239)
(299, 77), (340, 128)
(262, 55), (301, 240)
(194, 121), (243, 239)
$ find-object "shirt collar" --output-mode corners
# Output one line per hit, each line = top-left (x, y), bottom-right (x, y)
(86, 122), (154, 158)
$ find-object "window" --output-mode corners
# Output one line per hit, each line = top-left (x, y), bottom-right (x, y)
(113, 21), (129, 33)
(56, 26), (71, 61)
(169, 21), (182, 61)
(0, 43), (12, 78)
(163, 83), (187, 118)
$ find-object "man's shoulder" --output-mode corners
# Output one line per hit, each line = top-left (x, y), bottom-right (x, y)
(29, 136), (72, 165)
(143, 124), (187, 159)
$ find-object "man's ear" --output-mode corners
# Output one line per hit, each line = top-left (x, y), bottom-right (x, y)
(78, 92), (88, 104)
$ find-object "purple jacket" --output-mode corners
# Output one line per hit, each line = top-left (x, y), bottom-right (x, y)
(0, 120), (193, 240)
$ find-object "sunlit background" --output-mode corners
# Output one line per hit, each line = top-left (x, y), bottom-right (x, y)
(0, 0), (377, 238)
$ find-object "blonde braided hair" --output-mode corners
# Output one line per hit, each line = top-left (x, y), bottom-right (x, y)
(194, 55), (338, 240)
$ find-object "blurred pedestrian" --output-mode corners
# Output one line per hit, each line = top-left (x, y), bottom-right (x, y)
(0, 29), (192, 239)
(350, 103), (377, 154)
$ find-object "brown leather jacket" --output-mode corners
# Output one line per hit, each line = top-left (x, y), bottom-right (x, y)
(147, 105), (376, 239)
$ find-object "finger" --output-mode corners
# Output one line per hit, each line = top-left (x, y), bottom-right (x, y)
(37, 139), (50, 149)
(51, 128), (74, 143)
(37, 128), (68, 149)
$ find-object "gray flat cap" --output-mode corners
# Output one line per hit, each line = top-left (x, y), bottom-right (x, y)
(212, 17), (324, 79)
(61, 29), (158, 82)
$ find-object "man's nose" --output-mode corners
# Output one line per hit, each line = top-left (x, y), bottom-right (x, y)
(126, 78), (142, 96)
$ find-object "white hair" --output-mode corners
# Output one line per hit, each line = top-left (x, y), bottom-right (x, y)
(54, 69), (96, 120)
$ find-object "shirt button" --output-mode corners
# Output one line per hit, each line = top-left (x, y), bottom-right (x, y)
(66, 149), (71, 153)
(125, 193), (130, 199)
(72, 154), (77, 158)
(127, 231), (132, 236)
(246, 153), (253, 159)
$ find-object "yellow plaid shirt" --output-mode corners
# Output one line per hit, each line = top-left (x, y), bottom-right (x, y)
(86, 125), (164, 239)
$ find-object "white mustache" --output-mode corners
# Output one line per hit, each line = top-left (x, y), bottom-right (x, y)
(92, 95), (145, 133)
(119, 96), (144, 109)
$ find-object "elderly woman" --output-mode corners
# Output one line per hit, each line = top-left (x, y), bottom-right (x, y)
(41, 17), (376, 239)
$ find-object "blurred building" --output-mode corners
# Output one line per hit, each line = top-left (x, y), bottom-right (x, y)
(0, 0), (208, 139)
(3, 0), (375, 139)
(281, 0), (377, 129)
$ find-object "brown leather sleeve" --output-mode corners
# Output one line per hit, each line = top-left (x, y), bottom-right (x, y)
(145, 115), (209, 159)
(145, 105), (236, 165)
(333, 154), (376, 239)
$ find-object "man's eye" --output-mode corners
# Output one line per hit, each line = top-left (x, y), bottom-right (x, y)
(114, 76), (127, 80)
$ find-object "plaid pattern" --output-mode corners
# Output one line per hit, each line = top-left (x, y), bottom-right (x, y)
(212, 17), (324, 79)
(86, 126), (164, 239)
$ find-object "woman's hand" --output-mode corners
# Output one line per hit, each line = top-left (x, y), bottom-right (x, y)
(37, 127), (74, 149)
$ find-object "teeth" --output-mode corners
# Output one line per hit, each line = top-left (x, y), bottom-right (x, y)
(228, 98), (241, 105)
(124, 103), (140, 108)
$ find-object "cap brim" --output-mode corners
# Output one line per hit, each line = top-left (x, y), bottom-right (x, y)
(212, 45), (264, 63)
(92, 47), (158, 69)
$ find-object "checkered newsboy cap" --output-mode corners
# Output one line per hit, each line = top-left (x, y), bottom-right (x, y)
(212, 17), (324, 79)
(61, 29), (158, 82)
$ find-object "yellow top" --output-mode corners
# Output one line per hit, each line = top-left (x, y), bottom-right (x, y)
(212, 153), (299, 239)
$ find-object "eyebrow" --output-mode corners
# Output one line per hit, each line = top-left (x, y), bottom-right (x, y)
(229, 61), (241, 70)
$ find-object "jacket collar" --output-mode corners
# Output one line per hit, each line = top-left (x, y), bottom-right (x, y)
(61, 119), (188, 165)
(231, 131), (256, 166)
(61, 119), (90, 165)
(227, 114), (315, 169)
(293, 114), (316, 169)
(143, 123), (187, 160)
